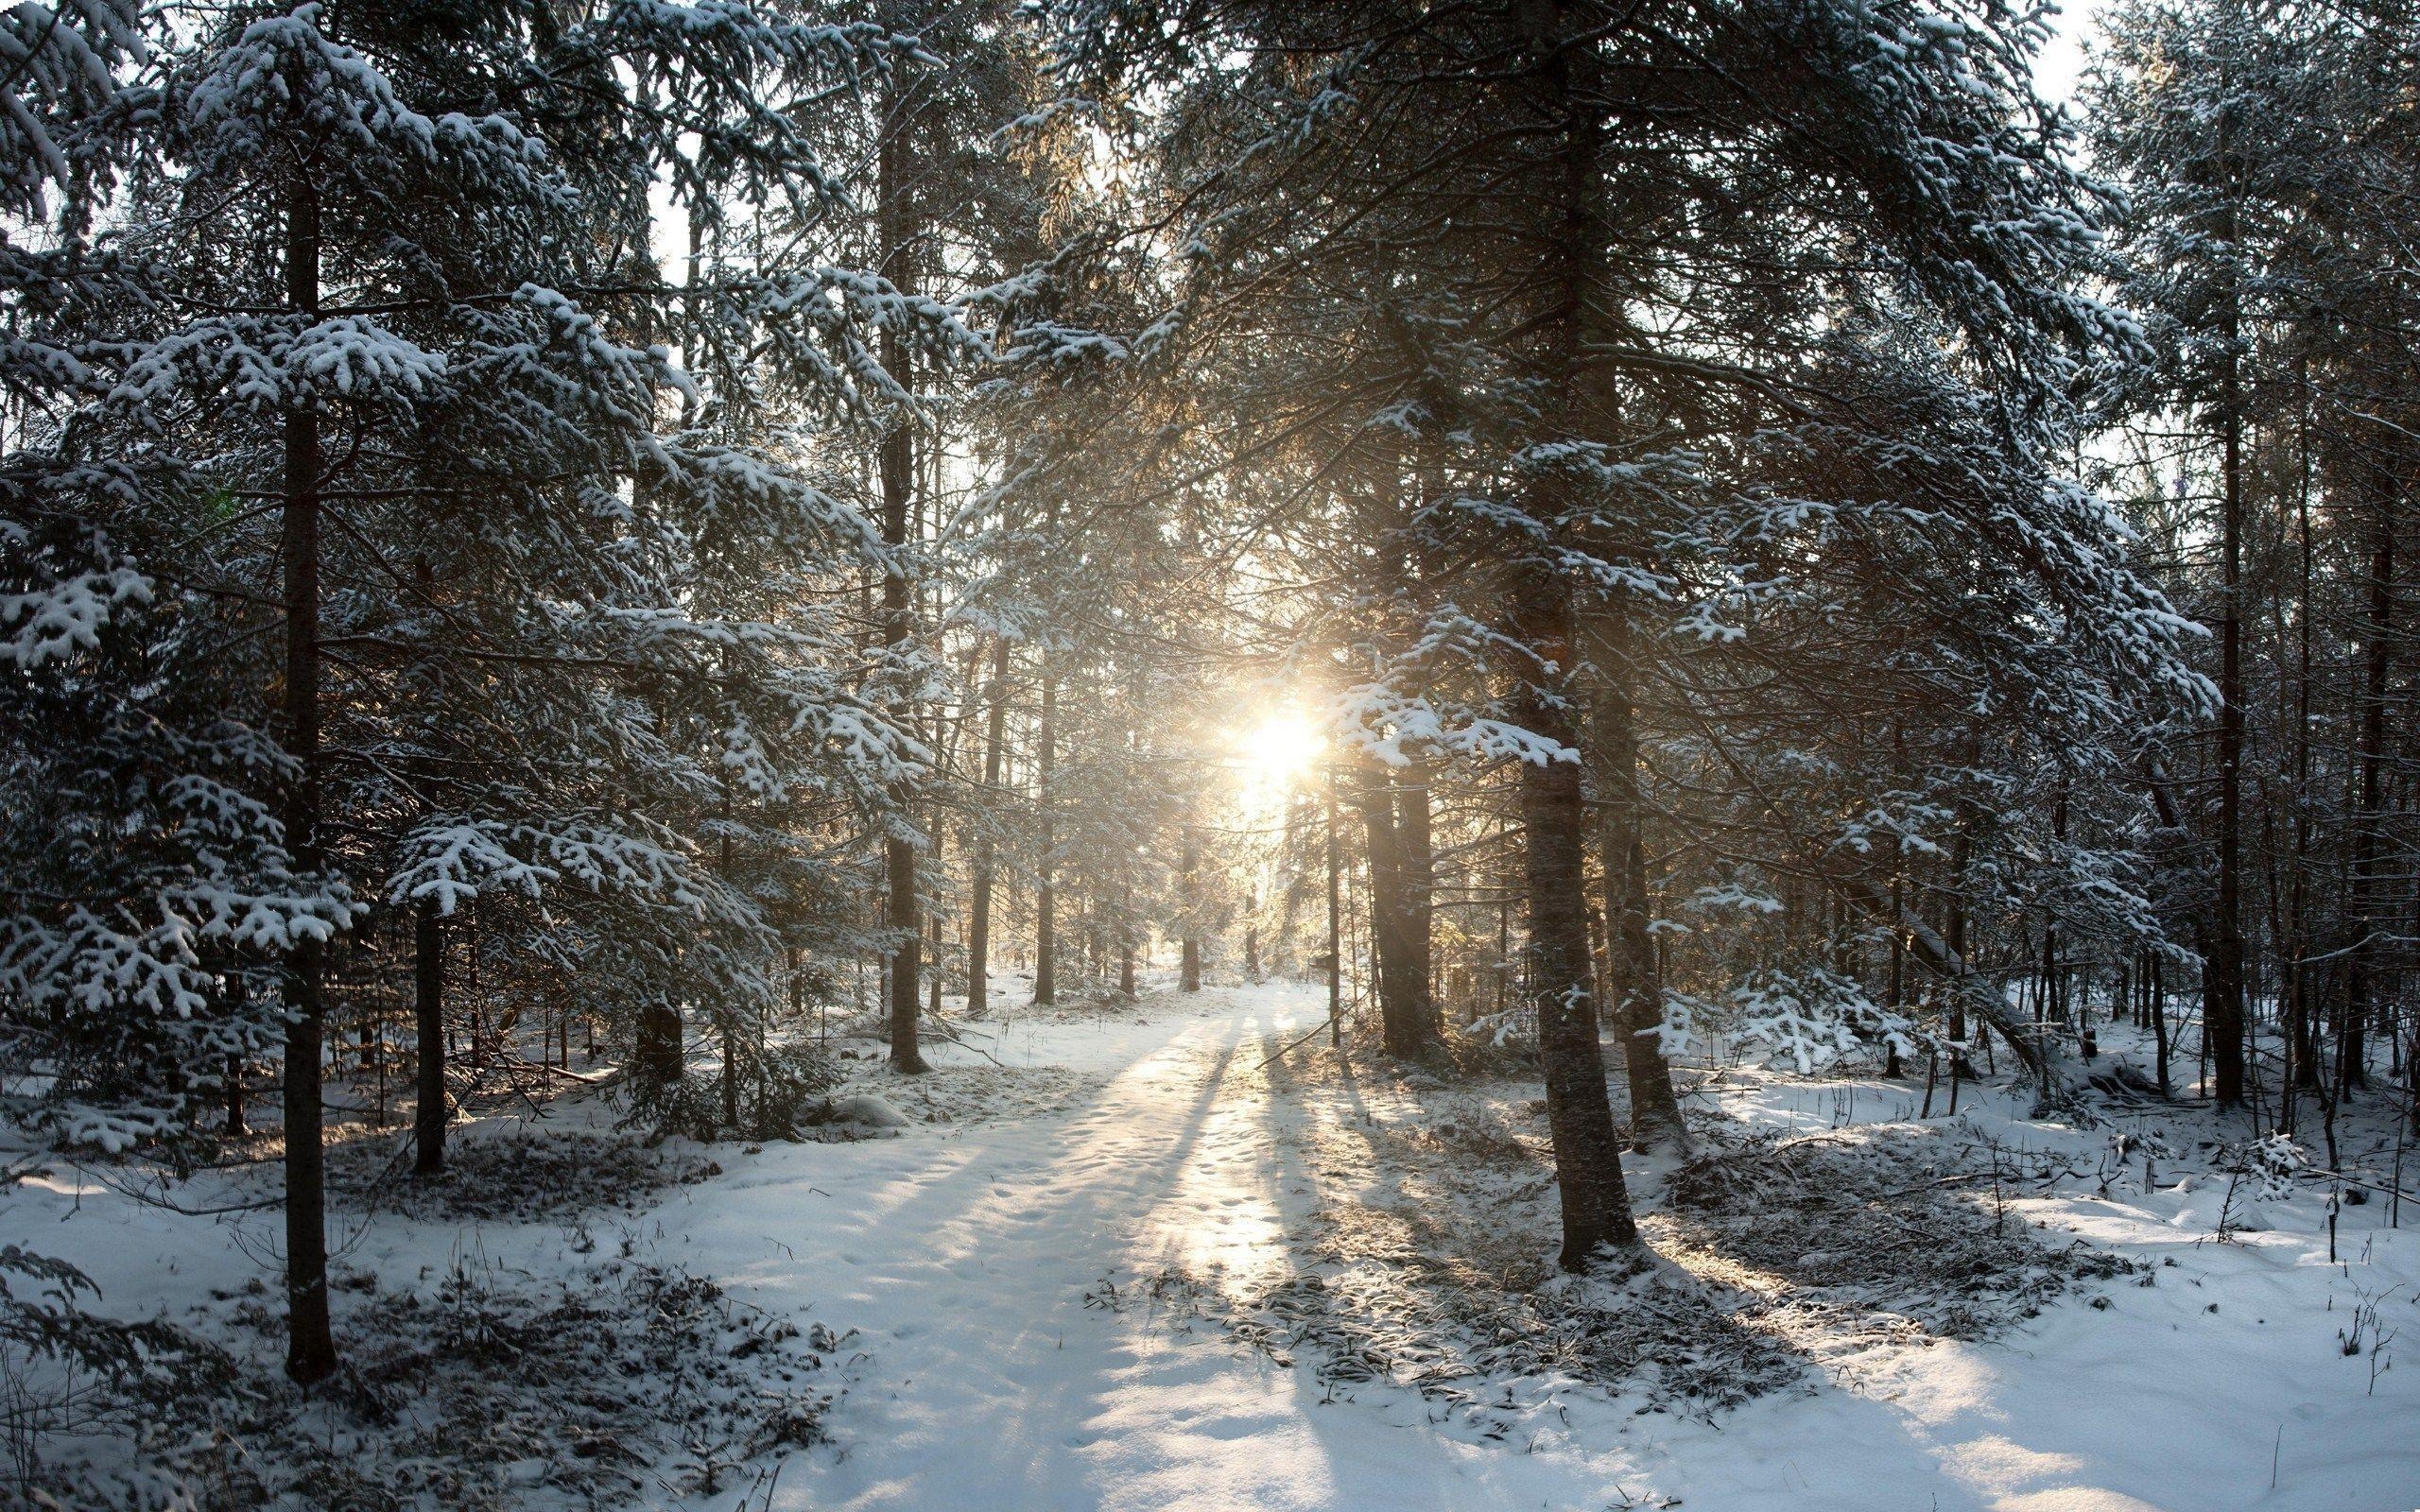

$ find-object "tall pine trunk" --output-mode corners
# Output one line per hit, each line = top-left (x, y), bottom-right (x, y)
(878, 63), (925, 1073)
(1519, 0), (1640, 1269)
(635, 1001), (683, 1086)
(2206, 164), (2249, 1109)
(413, 901), (444, 1177)
(1034, 653), (1056, 1005)
(2343, 464), (2394, 1095)
(1395, 758), (1440, 1053)
(1518, 658), (1639, 1266)
(1352, 767), (1405, 1052)
(1180, 825), (1201, 991)
(967, 637), (1010, 1013)
(1585, 619), (1685, 1150)
(1355, 765), (1435, 1058)
(280, 176), (337, 1384)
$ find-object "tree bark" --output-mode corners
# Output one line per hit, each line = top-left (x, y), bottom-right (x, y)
(1583, 620), (1686, 1149)
(2343, 462), (2393, 1097)
(635, 1000), (683, 1088)
(1395, 758), (1441, 1053)
(1518, 662), (1640, 1266)
(224, 965), (248, 1136)
(2206, 167), (2249, 1109)
(1507, 0), (1648, 1270)
(967, 637), (1009, 1013)
(1353, 765), (1422, 1056)
(279, 175), (337, 1385)
(878, 61), (925, 1073)
(413, 900), (444, 1177)
(1326, 780), (1342, 1047)
(1034, 653), (1056, 1005)
(1179, 826), (1201, 991)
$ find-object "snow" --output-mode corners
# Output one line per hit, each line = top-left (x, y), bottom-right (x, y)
(0, 565), (150, 668)
(8, 980), (2416, 1509)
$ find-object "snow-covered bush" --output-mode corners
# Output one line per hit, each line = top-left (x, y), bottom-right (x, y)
(1664, 968), (1923, 1074)
(50, 1257), (844, 1511)
(626, 1039), (841, 1144)
(0, 1244), (242, 1507)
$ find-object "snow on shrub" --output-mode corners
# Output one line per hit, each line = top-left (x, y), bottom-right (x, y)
(1663, 968), (1922, 1074)
(53, 1256), (847, 1511)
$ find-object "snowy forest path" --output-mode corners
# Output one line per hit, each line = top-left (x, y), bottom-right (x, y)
(700, 980), (1602, 1511)
(666, 980), (2411, 1512)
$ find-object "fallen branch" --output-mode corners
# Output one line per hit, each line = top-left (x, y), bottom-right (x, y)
(514, 1057), (614, 1085)
(1254, 1017), (1338, 1073)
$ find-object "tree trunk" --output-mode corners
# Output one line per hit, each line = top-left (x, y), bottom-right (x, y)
(1395, 758), (1441, 1053)
(1583, 621), (1686, 1149)
(413, 900), (445, 1177)
(635, 1000), (683, 1087)
(224, 966), (248, 1136)
(967, 636), (1009, 1013)
(2343, 465), (2393, 1097)
(2207, 179), (2249, 1109)
(1034, 654), (1056, 1005)
(1326, 780), (1342, 1047)
(878, 63), (925, 1074)
(1244, 883), (1262, 983)
(1353, 765), (1423, 1056)
(2151, 953), (2170, 1095)
(1519, 665), (1640, 1266)
(1518, 0), (1643, 1266)
(1180, 826), (1201, 991)
(279, 176), (337, 1386)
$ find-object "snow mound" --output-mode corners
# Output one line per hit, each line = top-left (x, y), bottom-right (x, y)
(822, 1092), (910, 1128)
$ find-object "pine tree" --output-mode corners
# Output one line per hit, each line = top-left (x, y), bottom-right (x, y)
(7, 0), (965, 1383)
(1049, 0), (2204, 1260)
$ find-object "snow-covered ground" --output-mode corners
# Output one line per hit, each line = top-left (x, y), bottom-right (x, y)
(11, 979), (2417, 1509)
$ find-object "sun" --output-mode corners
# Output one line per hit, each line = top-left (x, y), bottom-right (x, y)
(1238, 713), (1323, 785)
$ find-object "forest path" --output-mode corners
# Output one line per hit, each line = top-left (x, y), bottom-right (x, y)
(666, 980), (2409, 1512)
(688, 979), (1655, 1511)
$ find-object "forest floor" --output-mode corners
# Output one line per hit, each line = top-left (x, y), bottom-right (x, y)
(11, 978), (2419, 1510)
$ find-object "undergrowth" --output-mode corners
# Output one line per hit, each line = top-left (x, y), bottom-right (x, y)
(325, 1129), (721, 1223)
(1109, 1055), (2136, 1432)
(43, 1255), (847, 1512)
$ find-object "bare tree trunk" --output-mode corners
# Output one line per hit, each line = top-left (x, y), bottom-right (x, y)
(1326, 780), (1342, 1047)
(879, 64), (925, 1074)
(720, 785), (742, 1125)
(2286, 418), (2317, 1105)
(413, 900), (444, 1177)
(1353, 765), (1421, 1055)
(225, 966), (248, 1136)
(635, 1001), (683, 1087)
(1396, 758), (1441, 1054)
(1520, 669), (1640, 1265)
(2343, 465), (2394, 1097)
(967, 637), (1009, 1013)
(1514, 2), (1642, 1269)
(1248, 890), (1268, 987)
(1034, 653), (1056, 1005)
(1180, 826), (1201, 991)
(1584, 620), (1685, 1149)
(2207, 176), (2250, 1109)
(280, 176), (337, 1385)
